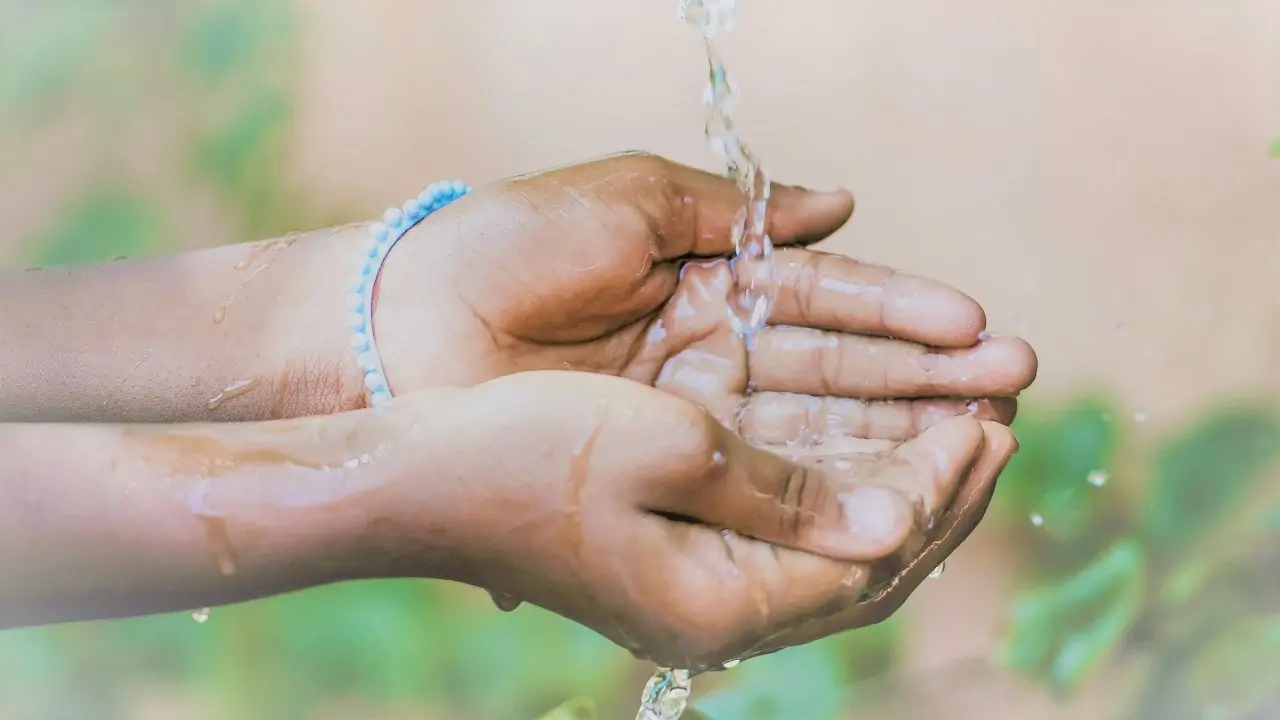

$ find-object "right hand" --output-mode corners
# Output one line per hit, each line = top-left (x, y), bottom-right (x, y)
(386, 370), (1017, 672)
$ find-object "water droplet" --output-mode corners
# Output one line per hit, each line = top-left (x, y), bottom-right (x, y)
(205, 378), (259, 411)
(927, 560), (946, 579)
(1087, 469), (1110, 487)
(1030, 512), (1045, 527)
(1133, 411), (1148, 423)
(489, 591), (522, 612)
(191, 608), (210, 623)
(721, 658), (741, 669)
(212, 306), (227, 324)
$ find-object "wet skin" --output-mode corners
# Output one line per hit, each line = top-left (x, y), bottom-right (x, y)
(0, 152), (1036, 672)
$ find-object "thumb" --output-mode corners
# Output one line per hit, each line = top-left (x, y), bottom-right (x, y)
(647, 417), (987, 563)
(597, 154), (854, 258)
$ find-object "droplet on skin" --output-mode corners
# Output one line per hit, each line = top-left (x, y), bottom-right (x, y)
(1030, 512), (1045, 527)
(205, 378), (259, 411)
(212, 306), (227, 324)
(191, 608), (210, 623)
(928, 560), (946, 579)
(1087, 469), (1110, 487)
(489, 591), (522, 612)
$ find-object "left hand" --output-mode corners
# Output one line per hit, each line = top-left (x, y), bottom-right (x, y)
(371, 151), (1037, 441)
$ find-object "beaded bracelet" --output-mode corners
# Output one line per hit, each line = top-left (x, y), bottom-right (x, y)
(348, 180), (471, 408)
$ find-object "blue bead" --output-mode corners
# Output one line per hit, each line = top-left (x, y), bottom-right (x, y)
(364, 371), (387, 392)
(383, 208), (404, 227)
(357, 351), (378, 371)
(350, 332), (370, 350)
(451, 181), (466, 195)
(346, 313), (365, 331)
(370, 222), (389, 242)
(370, 390), (392, 408)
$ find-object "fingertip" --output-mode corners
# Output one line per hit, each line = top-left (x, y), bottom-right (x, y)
(772, 186), (855, 246)
(978, 420), (1019, 466)
(815, 483), (915, 561)
(882, 275), (987, 347)
(909, 415), (987, 461)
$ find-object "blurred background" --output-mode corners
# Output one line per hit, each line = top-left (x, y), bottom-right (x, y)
(2, 0), (1280, 718)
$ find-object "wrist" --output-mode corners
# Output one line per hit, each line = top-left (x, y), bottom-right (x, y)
(326, 386), (483, 582)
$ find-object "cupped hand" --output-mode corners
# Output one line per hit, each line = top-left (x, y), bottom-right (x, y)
(373, 152), (1037, 440)
(391, 370), (1018, 672)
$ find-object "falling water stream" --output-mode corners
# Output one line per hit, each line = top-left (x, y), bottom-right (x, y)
(635, 2), (769, 718)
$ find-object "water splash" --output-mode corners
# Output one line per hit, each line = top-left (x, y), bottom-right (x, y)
(191, 607), (210, 623)
(635, 667), (692, 720)
(683, 0), (776, 342)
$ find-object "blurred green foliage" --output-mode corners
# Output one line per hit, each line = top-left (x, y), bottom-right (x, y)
(995, 400), (1280, 718)
(3, 1), (1280, 718)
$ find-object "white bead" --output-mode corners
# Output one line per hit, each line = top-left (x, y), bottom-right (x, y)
(357, 351), (378, 371)
(370, 222), (390, 242)
(364, 372), (387, 392)
(370, 391), (392, 408)
(403, 199), (422, 219)
(350, 332), (370, 350)
(348, 275), (366, 293)
(346, 293), (364, 311)
(346, 313), (365, 331)
(451, 180), (466, 195)
(417, 189), (436, 208)
(383, 208), (404, 227)
(361, 237), (378, 257)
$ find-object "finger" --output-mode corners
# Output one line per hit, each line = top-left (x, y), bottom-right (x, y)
(748, 326), (1038, 399)
(748, 421), (1017, 658)
(738, 392), (1017, 444)
(621, 154), (855, 259)
(648, 416), (988, 563)
(770, 248), (986, 347)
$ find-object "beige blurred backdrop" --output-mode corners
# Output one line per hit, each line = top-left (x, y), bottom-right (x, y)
(2, 2), (1279, 716)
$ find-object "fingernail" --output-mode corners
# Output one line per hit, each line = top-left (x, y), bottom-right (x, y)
(838, 485), (903, 542)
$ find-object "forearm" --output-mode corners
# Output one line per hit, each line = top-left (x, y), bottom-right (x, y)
(0, 395), (464, 630)
(0, 225), (368, 423)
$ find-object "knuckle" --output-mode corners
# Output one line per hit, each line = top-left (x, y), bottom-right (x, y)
(775, 465), (824, 540)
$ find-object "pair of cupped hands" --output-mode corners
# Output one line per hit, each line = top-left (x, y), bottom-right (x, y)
(363, 152), (1037, 673)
